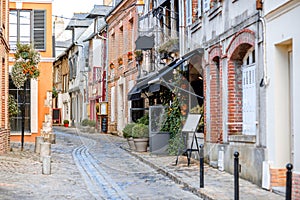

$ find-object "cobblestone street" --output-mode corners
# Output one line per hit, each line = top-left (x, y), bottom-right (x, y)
(0, 127), (201, 200)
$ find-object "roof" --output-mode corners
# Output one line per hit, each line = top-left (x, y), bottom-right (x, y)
(66, 13), (93, 30)
(86, 5), (113, 18)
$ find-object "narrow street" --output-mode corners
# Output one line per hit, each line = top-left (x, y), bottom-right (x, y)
(0, 127), (201, 200)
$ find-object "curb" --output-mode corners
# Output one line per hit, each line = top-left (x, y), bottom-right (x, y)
(121, 146), (215, 200)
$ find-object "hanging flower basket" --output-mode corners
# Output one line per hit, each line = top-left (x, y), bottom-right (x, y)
(118, 57), (123, 66)
(11, 43), (40, 88)
(127, 51), (133, 61)
(134, 50), (143, 62)
(110, 62), (115, 69)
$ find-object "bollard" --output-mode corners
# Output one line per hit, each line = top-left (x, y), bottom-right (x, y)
(286, 163), (293, 200)
(42, 156), (51, 175)
(199, 144), (204, 188)
(234, 151), (239, 200)
(40, 142), (51, 162)
(35, 136), (44, 153)
(49, 133), (56, 144)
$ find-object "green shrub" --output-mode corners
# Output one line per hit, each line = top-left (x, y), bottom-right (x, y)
(132, 124), (149, 138)
(136, 114), (149, 125)
(122, 123), (136, 138)
(63, 119), (69, 124)
(88, 120), (96, 127)
(81, 119), (89, 126)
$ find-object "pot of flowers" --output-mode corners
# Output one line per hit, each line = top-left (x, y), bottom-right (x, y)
(63, 119), (69, 127)
(123, 123), (136, 150)
(132, 123), (149, 152)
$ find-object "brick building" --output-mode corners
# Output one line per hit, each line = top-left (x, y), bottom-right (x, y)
(0, 0), (10, 154)
(106, 0), (140, 134)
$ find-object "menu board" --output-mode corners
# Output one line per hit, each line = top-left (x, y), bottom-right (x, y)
(101, 117), (108, 133)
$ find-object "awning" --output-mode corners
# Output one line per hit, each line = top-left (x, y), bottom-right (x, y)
(128, 48), (204, 99)
(128, 85), (142, 100)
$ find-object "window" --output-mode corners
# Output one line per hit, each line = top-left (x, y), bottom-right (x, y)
(9, 9), (46, 51)
(93, 67), (101, 83)
(63, 74), (69, 92)
(9, 76), (31, 133)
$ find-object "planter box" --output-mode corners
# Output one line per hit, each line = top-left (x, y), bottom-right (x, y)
(149, 132), (170, 155)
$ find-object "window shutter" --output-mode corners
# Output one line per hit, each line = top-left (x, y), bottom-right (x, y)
(186, 0), (192, 25)
(33, 10), (45, 50)
(203, 0), (210, 12)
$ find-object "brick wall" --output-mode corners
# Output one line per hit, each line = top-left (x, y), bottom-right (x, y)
(293, 172), (300, 200)
(0, 129), (9, 154)
(226, 30), (255, 135)
(106, 0), (139, 133)
(0, 0), (10, 153)
(270, 168), (286, 187)
(208, 45), (223, 142)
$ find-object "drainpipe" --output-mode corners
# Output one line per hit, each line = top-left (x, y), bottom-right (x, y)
(179, 0), (185, 56)
(258, 3), (269, 87)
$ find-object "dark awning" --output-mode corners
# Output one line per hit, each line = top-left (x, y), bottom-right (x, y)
(128, 85), (142, 100)
(128, 48), (204, 99)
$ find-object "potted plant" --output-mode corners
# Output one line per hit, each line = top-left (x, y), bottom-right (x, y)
(109, 62), (115, 69)
(134, 50), (143, 62)
(127, 51), (133, 61)
(88, 120), (96, 133)
(118, 57), (123, 66)
(158, 38), (179, 59)
(123, 123), (136, 150)
(132, 123), (149, 152)
(81, 118), (90, 132)
(63, 119), (69, 127)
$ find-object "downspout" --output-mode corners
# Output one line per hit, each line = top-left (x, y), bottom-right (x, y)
(259, 8), (269, 87)
(105, 25), (109, 102)
(179, 0), (185, 56)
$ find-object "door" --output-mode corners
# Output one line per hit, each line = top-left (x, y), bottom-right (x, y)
(242, 50), (256, 135)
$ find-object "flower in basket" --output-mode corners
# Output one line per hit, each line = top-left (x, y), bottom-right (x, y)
(118, 57), (123, 65)
(127, 51), (133, 61)
(11, 43), (40, 88)
(109, 62), (115, 69)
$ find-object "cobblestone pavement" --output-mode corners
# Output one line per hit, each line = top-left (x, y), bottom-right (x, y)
(0, 127), (202, 200)
(0, 127), (285, 200)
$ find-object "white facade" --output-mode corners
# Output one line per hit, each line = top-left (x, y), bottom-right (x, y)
(264, 1), (300, 172)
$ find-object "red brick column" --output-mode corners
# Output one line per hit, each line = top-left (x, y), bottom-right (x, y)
(208, 45), (223, 142)
(225, 29), (255, 135)
(293, 172), (300, 199)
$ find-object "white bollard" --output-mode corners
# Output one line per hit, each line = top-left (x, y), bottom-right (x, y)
(40, 142), (51, 162)
(35, 136), (44, 153)
(42, 156), (51, 175)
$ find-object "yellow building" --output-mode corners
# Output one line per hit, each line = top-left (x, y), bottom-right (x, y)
(9, 0), (54, 143)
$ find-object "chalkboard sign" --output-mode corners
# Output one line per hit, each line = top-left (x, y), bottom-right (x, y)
(101, 117), (108, 133)
(53, 108), (61, 124)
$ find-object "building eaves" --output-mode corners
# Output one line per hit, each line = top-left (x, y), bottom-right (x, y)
(86, 5), (113, 18)
(66, 13), (93, 30)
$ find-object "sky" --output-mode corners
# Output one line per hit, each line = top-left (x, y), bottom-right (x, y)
(52, 0), (104, 19)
